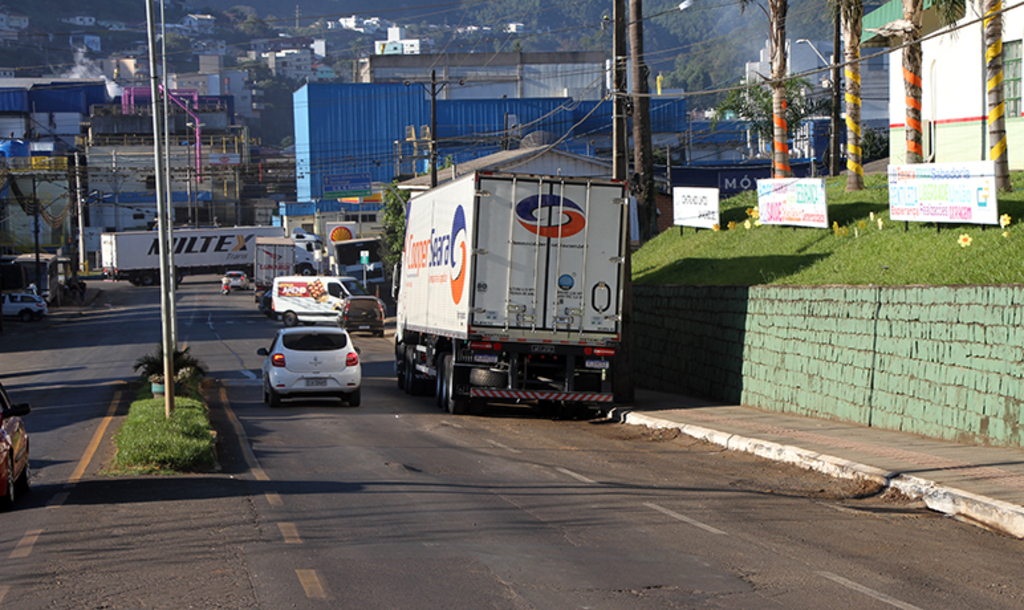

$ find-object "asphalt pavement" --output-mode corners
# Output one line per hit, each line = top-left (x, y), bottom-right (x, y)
(608, 389), (1024, 539)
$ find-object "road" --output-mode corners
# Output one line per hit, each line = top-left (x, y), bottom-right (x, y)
(0, 277), (1022, 609)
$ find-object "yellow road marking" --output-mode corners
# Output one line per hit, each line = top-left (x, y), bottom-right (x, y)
(9, 529), (42, 559)
(296, 569), (328, 599)
(68, 389), (121, 484)
(265, 492), (283, 506)
(277, 522), (302, 544)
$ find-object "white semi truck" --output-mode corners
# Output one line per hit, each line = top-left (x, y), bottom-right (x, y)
(101, 226), (286, 286)
(394, 172), (627, 415)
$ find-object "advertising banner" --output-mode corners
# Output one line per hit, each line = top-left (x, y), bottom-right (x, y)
(673, 187), (720, 229)
(756, 178), (828, 228)
(888, 161), (998, 225)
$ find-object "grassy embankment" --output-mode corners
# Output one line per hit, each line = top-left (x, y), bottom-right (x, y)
(634, 172), (1024, 286)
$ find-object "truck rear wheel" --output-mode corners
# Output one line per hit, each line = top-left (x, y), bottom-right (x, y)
(140, 273), (155, 286)
(282, 311), (299, 327)
(442, 354), (468, 415)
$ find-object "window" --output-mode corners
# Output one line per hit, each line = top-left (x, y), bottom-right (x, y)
(1006, 40), (1022, 117)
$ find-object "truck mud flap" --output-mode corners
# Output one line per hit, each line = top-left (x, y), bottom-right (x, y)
(469, 389), (614, 403)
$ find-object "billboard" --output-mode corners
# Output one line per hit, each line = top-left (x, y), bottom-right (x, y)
(673, 187), (719, 229)
(888, 161), (998, 225)
(757, 178), (828, 228)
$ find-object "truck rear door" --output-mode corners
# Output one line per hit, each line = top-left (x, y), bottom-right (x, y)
(471, 175), (625, 340)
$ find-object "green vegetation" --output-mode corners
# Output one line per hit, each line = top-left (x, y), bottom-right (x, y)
(111, 395), (216, 475)
(634, 172), (1024, 286)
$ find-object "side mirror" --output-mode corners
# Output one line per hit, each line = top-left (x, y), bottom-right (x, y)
(3, 403), (30, 418)
(256, 348), (269, 356)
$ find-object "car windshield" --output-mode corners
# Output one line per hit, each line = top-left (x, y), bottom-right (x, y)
(281, 332), (348, 351)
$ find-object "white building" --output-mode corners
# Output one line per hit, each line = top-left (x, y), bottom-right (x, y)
(375, 27), (422, 55)
(182, 14), (215, 35)
(865, 0), (1023, 167)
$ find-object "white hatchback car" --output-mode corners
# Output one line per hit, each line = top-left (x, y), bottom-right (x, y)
(221, 271), (249, 292)
(258, 327), (362, 407)
(2, 293), (48, 322)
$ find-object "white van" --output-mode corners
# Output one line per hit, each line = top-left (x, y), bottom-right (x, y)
(270, 276), (369, 327)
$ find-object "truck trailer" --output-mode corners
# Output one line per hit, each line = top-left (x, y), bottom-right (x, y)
(394, 172), (627, 415)
(101, 226), (285, 286)
(253, 236), (323, 293)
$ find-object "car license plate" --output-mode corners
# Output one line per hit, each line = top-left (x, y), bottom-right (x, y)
(474, 354), (498, 364)
(305, 378), (328, 387)
(358, 325), (370, 329)
(585, 359), (609, 369)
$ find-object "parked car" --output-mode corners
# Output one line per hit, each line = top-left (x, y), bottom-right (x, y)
(1, 293), (47, 321)
(0, 381), (30, 510)
(258, 327), (362, 407)
(221, 271), (249, 292)
(340, 296), (386, 337)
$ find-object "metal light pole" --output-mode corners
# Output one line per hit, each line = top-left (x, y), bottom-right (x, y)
(146, 0), (175, 417)
(797, 37), (842, 176)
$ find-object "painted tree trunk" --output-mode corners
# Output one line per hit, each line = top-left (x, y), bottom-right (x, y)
(770, 0), (791, 178)
(843, 3), (864, 191)
(902, 0), (924, 164)
(985, 0), (1012, 191)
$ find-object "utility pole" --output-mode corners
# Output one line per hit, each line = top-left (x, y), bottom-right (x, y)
(831, 3), (842, 177)
(612, 0), (633, 404)
(630, 0), (656, 243)
(430, 69), (438, 188)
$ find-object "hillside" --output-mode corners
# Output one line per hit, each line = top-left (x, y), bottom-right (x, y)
(634, 172), (1024, 287)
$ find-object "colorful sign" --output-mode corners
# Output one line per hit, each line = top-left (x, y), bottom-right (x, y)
(326, 222), (357, 242)
(888, 161), (998, 225)
(673, 187), (719, 229)
(757, 178), (828, 228)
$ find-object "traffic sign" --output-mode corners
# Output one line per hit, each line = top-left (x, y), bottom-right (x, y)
(323, 173), (372, 198)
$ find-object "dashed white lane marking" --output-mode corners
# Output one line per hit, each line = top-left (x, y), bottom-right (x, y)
(555, 467), (597, 485)
(296, 569), (329, 598)
(486, 439), (520, 454)
(644, 502), (728, 535)
(9, 529), (42, 559)
(816, 571), (924, 610)
(278, 522), (302, 544)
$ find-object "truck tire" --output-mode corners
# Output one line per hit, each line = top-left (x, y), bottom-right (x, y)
(140, 273), (156, 286)
(470, 368), (507, 388)
(404, 346), (429, 396)
(282, 311), (299, 327)
(300, 266), (314, 276)
(435, 354), (447, 409)
(442, 354), (468, 415)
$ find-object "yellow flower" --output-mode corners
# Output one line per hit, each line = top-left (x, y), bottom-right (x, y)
(727, 221), (737, 231)
(1000, 214), (1011, 228)
(839, 227), (849, 237)
(832, 221), (839, 236)
(744, 219), (751, 229)
(858, 221), (867, 230)
(958, 233), (973, 248)
(755, 219), (762, 227)
(877, 218), (884, 230)
(712, 224), (720, 232)
(1003, 231), (1011, 238)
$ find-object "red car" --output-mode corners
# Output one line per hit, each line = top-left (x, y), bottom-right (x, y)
(0, 382), (30, 510)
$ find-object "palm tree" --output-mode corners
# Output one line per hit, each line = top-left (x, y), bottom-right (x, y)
(741, 0), (791, 178)
(839, 0), (865, 191)
(984, 0), (1011, 191)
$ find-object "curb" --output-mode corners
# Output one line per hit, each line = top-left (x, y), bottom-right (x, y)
(607, 407), (1024, 539)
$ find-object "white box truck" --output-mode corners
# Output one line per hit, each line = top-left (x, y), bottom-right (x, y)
(101, 226), (285, 286)
(253, 236), (322, 292)
(394, 172), (627, 415)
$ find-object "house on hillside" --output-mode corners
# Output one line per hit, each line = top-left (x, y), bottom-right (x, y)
(864, 0), (1022, 168)
(182, 14), (215, 35)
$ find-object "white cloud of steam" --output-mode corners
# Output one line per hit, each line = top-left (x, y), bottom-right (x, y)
(61, 49), (122, 99)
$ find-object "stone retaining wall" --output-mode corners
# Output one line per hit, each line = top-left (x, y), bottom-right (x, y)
(634, 285), (1024, 446)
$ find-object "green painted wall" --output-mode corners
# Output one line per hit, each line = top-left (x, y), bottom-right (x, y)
(889, 118), (1024, 169)
(634, 285), (1024, 447)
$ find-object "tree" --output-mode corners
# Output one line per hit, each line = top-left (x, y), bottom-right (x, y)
(741, 0), (791, 178)
(712, 77), (830, 151)
(897, 0), (963, 163)
(379, 182), (410, 284)
(984, 0), (1011, 191)
(838, 0), (865, 191)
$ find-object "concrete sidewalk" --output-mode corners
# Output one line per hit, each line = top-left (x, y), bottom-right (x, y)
(608, 390), (1024, 539)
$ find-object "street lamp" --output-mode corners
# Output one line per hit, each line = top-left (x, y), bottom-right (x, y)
(796, 35), (841, 177)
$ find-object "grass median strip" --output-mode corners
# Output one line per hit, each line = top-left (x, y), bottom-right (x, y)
(107, 389), (217, 475)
